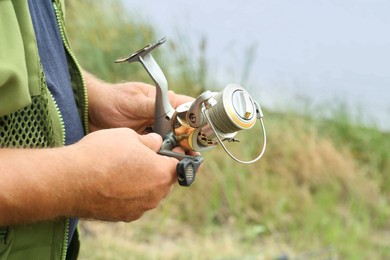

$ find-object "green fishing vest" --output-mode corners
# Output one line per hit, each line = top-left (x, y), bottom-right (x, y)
(0, 0), (88, 259)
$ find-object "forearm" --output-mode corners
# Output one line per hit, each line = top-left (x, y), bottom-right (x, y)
(0, 146), (87, 226)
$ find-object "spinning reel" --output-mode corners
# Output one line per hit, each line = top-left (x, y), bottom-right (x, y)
(116, 38), (266, 186)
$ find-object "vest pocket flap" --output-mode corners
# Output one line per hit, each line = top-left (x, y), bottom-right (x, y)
(0, 0), (41, 117)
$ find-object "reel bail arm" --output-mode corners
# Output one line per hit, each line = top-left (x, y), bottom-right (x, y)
(115, 37), (174, 137)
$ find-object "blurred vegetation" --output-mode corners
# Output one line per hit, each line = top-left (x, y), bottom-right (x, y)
(66, 0), (390, 259)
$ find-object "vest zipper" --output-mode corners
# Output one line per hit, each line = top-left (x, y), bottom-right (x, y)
(53, 2), (89, 136)
(46, 71), (66, 146)
(53, 2), (89, 259)
(53, 98), (66, 146)
(61, 219), (70, 260)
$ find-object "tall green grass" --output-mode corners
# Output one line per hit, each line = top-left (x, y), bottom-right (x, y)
(66, 1), (390, 259)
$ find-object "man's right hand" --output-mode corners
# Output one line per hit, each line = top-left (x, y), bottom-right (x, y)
(70, 128), (179, 222)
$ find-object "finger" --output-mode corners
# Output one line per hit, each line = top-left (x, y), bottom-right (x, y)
(172, 146), (185, 155)
(150, 155), (178, 188)
(168, 90), (195, 108)
(172, 146), (200, 157)
(138, 133), (162, 152)
(144, 96), (155, 118)
(187, 151), (201, 157)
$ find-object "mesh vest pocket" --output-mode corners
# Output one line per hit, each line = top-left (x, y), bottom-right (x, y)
(0, 88), (56, 148)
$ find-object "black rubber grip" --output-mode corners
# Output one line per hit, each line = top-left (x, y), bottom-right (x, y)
(176, 156), (203, 186)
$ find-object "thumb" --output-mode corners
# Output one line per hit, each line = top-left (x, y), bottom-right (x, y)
(139, 133), (162, 152)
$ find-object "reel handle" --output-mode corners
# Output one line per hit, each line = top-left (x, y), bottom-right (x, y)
(177, 156), (203, 186)
(159, 132), (204, 186)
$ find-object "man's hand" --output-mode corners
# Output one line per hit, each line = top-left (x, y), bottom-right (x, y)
(71, 128), (178, 222)
(84, 71), (193, 133)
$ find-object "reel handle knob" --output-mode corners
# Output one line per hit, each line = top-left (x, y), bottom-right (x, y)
(176, 156), (203, 186)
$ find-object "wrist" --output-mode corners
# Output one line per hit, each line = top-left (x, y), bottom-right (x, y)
(64, 136), (114, 219)
(60, 142), (96, 218)
(0, 146), (88, 225)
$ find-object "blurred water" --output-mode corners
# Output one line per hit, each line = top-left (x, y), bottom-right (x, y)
(123, 0), (390, 130)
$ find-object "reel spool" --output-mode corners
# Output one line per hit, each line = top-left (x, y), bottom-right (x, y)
(173, 84), (266, 164)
